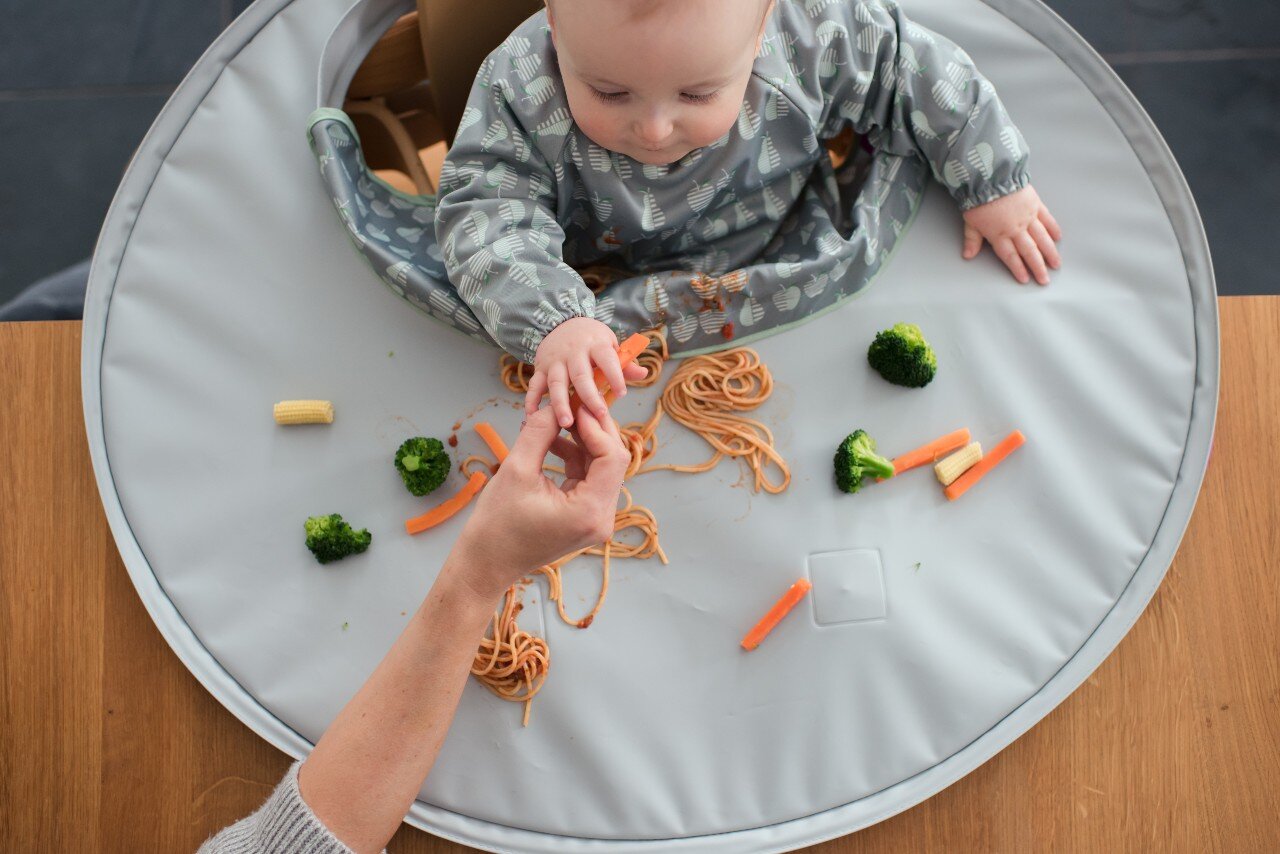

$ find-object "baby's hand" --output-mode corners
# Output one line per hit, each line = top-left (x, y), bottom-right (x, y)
(526, 317), (637, 428)
(961, 185), (1062, 285)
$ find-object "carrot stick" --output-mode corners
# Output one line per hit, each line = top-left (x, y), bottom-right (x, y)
(944, 430), (1026, 501)
(473, 422), (509, 463)
(741, 578), (813, 651)
(567, 332), (650, 416)
(405, 472), (487, 534)
(892, 428), (971, 474)
(875, 427), (971, 483)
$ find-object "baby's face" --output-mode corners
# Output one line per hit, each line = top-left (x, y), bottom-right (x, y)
(548, 0), (773, 166)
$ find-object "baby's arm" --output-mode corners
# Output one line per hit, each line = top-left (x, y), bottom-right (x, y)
(436, 82), (622, 425)
(814, 0), (1061, 283)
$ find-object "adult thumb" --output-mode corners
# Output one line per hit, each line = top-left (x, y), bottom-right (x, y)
(504, 407), (559, 477)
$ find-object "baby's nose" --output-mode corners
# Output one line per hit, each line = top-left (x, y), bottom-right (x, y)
(633, 113), (674, 146)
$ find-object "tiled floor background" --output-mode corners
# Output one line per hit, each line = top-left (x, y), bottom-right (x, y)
(1, 0), (1277, 307)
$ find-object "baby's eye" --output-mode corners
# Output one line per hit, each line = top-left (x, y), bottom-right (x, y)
(589, 87), (628, 103)
(681, 91), (719, 104)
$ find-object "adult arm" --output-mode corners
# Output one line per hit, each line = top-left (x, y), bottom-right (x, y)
(199, 407), (630, 853)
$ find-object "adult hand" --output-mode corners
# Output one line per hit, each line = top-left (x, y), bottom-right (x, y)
(961, 184), (1062, 285)
(293, 406), (629, 854)
(452, 405), (630, 599)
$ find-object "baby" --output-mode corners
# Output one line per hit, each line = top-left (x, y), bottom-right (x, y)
(435, 0), (1061, 428)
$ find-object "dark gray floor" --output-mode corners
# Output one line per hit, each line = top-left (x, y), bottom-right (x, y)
(1, 0), (1277, 309)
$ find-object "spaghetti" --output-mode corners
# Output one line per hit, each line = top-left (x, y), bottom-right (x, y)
(471, 588), (550, 727)
(477, 334), (788, 725)
(535, 488), (668, 630)
(460, 454), (497, 478)
(470, 489), (666, 725)
(499, 353), (535, 394)
(629, 348), (791, 494)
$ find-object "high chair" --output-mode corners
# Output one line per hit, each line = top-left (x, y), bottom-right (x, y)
(343, 1), (542, 194)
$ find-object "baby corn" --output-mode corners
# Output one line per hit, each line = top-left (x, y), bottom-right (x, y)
(273, 399), (334, 425)
(934, 442), (982, 486)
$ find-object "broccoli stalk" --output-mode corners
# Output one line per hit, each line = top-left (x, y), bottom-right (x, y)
(394, 436), (450, 496)
(867, 322), (937, 388)
(304, 514), (372, 564)
(834, 430), (895, 494)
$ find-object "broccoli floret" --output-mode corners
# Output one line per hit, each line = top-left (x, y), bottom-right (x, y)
(304, 514), (372, 564)
(834, 430), (895, 494)
(394, 436), (450, 496)
(867, 322), (937, 388)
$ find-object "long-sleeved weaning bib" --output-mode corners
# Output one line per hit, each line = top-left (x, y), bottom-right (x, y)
(310, 0), (1030, 362)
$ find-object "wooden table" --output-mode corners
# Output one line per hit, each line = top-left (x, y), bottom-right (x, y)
(2, 299), (1277, 852)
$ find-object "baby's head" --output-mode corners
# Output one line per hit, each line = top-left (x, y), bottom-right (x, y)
(546, 0), (774, 166)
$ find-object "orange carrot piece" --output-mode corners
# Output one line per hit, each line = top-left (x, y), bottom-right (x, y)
(405, 472), (487, 535)
(875, 427), (971, 483)
(741, 578), (813, 651)
(474, 422), (509, 463)
(893, 428), (971, 474)
(567, 332), (650, 415)
(944, 430), (1026, 501)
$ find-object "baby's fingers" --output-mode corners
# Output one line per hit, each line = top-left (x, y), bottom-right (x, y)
(1030, 220), (1061, 271)
(1016, 232), (1050, 285)
(591, 343), (628, 403)
(1038, 205), (1062, 242)
(547, 362), (573, 428)
(961, 222), (983, 260)
(524, 370), (548, 419)
(570, 356), (610, 424)
(995, 237), (1030, 285)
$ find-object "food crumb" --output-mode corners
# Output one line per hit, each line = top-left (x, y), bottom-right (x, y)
(913, 562), (922, 572)
(447, 434), (458, 447)
(388, 350), (394, 357)
(341, 621), (349, 631)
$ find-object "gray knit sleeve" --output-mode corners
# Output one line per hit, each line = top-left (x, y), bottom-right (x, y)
(197, 761), (375, 854)
(812, 0), (1031, 210)
(434, 47), (596, 364)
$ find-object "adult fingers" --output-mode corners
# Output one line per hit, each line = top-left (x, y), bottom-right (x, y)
(570, 408), (628, 505)
(549, 434), (586, 482)
(1015, 232), (1050, 285)
(591, 343), (628, 402)
(548, 434), (578, 461)
(995, 237), (1030, 284)
(502, 406), (561, 478)
(524, 370), (548, 419)
(1038, 205), (1063, 241)
(961, 222), (983, 260)
(547, 362), (573, 428)
(569, 355), (610, 424)
(1030, 220), (1061, 270)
